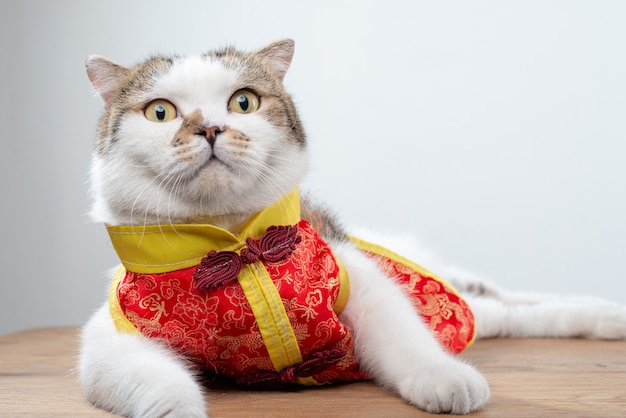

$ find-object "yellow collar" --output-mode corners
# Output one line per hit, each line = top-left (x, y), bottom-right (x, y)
(105, 188), (301, 274)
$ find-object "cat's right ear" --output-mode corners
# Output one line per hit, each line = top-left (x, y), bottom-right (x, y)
(85, 55), (130, 105)
(255, 39), (295, 83)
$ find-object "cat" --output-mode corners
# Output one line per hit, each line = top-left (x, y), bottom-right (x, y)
(79, 39), (626, 417)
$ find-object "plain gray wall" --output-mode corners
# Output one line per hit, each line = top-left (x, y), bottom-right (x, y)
(1, 0), (625, 336)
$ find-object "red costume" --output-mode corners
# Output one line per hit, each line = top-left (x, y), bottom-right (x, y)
(107, 190), (475, 387)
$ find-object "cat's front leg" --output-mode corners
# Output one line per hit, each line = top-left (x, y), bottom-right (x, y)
(334, 242), (490, 414)
(79, 304), (208, 418)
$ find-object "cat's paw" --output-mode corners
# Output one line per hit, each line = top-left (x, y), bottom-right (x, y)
(397, 358), (489, 414)
(131, 375), (209, 418)
(83, 366), (209, 418)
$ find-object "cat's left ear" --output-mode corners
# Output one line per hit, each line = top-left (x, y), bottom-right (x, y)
(255, 39), (295, 83)
(85, 55), (130, 105)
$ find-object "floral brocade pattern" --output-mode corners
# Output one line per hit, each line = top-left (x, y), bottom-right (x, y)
(117, 221), (367, 385)
(116, 220), (475, 386)
(362, 252), (476, 354)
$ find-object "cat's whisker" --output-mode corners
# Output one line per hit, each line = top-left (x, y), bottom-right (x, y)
(162, 171), (181, 226)
(166, 172), (192, 241)
(241, 160), (300, 221)
(125, 162), (152, 169)
(132, 166), (182, 246)
(153, 169), (189, 248)
(247, 148), (294, 164)
(130, 168), (173, 239)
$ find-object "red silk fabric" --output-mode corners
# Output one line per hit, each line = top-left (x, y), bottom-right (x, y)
(116, 220), (475, 386)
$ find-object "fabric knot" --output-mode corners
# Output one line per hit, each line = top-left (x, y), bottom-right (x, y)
(278, 366), (299, 384)
(236, 370), (282, 389)
(257, 225), (302, 262)
(296, 348), (347, 377)
(235, 348), (347, 388)
(240, 237), (261, 264)
(193, 224), (301, 291)
(193, 250), (242, 290)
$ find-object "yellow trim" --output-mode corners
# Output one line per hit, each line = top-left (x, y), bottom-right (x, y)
(109, 265), (138, 334)
(105, 188), (301, 274)
(237, 263), (312, 377)
(348, 236), (461, 298)
(297, 376), (321, 386)
(348, 235), (476, 347)
(333, 259), (350, 315)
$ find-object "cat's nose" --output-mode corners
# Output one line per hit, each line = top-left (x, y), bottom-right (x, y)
(201, 126), (221, 147)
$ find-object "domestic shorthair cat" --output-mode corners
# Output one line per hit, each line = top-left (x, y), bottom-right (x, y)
(79, 39), (626, 417)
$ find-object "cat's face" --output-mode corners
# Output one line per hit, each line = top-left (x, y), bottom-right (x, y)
(87, 40), (307, 229)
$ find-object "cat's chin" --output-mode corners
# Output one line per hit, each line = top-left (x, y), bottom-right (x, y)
(197, 157), (230, 176)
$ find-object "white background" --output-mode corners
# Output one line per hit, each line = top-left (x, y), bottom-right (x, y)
(1, 1), (625, 335)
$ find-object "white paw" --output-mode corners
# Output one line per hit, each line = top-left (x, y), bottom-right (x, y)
(127, 376), (208, 418)
(398, 358), (490, 414)
(83, 364), (209, 418)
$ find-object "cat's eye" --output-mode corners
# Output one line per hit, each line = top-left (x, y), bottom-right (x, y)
(228, 90), (260, 114)
(144, 99), (177, 122)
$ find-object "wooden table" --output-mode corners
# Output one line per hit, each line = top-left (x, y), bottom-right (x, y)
(1, 327), (625, 417)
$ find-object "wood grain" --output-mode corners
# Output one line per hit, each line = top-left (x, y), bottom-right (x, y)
(1, 327), (624, 417)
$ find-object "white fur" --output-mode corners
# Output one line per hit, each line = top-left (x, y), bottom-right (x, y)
(466, 288), (626, 340)
(158, 56), (239, 118)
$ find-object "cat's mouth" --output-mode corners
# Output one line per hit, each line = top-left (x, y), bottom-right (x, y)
(199, 154), (230, 173)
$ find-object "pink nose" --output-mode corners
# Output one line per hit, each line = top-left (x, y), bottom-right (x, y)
(202, 126), (220, 146)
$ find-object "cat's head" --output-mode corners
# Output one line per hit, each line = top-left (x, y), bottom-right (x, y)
(86, 39), (307, 229)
